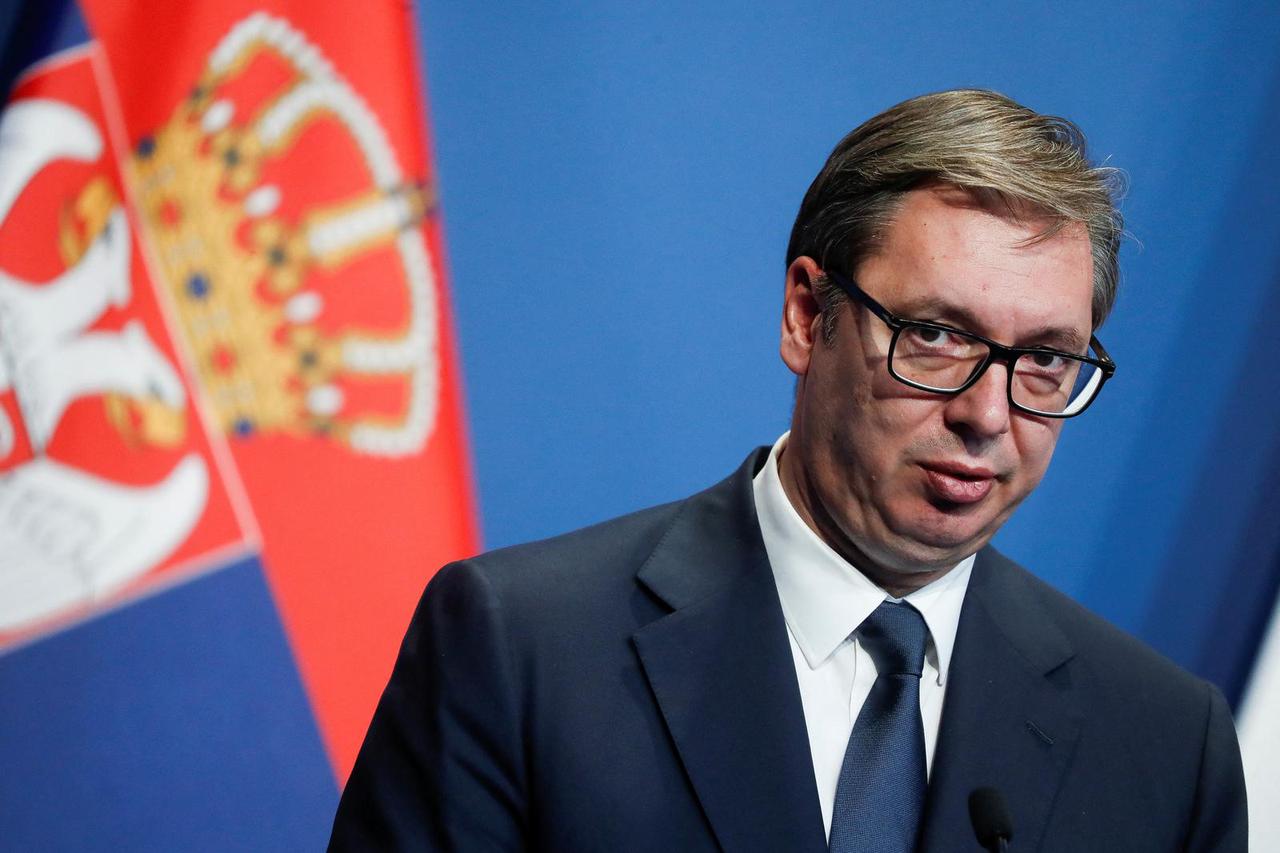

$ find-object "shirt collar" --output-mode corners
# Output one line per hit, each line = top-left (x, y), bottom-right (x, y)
(752, 432), (973, 684)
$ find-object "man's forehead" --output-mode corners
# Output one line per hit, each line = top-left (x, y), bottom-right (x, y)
(863, 185), (1095, 342)
(882, 184), (1082, 252)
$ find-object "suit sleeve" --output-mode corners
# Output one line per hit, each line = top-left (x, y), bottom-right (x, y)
(1185, 681), (1248, 852)
(328, 560), (528, 851)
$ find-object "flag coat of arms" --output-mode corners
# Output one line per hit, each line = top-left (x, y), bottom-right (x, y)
(0, 1), (477, 847)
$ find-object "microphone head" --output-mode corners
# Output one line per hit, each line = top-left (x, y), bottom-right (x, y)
(968, 786), (1014, 850)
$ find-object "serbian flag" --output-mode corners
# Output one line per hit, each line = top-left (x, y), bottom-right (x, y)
(0, 1), (477, 847)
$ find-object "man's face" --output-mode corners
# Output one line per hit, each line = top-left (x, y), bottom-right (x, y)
(780, 185), (1095, 588)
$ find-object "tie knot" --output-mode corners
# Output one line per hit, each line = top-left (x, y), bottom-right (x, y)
(858, 600), (928, 677)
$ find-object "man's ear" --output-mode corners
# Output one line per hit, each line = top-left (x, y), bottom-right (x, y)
(781, 256), (825, 376)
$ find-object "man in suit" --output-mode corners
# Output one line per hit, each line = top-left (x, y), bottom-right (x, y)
(331, 90), (1247, 851)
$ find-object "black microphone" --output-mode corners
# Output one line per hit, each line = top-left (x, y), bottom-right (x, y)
(968, 786), (1013, 852)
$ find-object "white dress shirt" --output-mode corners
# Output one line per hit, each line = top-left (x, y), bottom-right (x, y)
(752, 433), (974, 840)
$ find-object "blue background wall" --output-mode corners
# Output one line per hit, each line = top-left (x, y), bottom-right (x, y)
(421, 1), (1280, 704)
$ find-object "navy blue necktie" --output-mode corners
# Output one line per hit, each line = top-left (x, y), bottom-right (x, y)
(828, 600), (929, 853)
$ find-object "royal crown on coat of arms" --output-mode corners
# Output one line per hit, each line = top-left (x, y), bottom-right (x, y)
(129, 12), (439, 456)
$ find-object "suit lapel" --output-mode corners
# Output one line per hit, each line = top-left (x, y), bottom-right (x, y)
(632, 450), (827, 853)
(917, 548), (1081, 853)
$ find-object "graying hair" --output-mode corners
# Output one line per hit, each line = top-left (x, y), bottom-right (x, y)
(786, 89), (1125, 341)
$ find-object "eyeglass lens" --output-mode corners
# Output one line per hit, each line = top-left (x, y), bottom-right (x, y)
(890, 325), (1103, 416)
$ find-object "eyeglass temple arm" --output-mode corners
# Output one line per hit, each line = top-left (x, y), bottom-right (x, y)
(1089, 334), (1116, 374)
(824, 269), (898, 325)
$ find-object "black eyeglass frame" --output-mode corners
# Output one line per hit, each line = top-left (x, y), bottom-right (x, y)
(823, 269), (1116, 418)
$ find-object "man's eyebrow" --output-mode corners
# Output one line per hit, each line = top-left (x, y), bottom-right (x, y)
(893, 297), (1089, 353)
(1020, 324), (1089, 353)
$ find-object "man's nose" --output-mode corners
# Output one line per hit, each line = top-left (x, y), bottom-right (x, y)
(942, 360), (1012, 443)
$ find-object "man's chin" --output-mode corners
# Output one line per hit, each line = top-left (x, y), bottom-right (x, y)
(880, 510), (999, 568)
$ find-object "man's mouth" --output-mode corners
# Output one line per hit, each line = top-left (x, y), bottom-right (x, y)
(919, 462), (998, 505)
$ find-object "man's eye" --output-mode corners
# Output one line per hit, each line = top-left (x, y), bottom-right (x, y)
(908, 327), (957, 347)
(1030, 352), (1065, 371)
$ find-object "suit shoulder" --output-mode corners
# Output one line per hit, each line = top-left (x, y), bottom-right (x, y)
(988, 549), (1210, 699)
(436, 493), (690, 607)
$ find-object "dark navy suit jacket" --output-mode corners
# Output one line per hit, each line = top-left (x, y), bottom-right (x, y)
(330, 449), (1247, 851)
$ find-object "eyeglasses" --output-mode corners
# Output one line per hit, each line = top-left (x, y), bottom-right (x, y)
(823, 270), (1116, 418)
